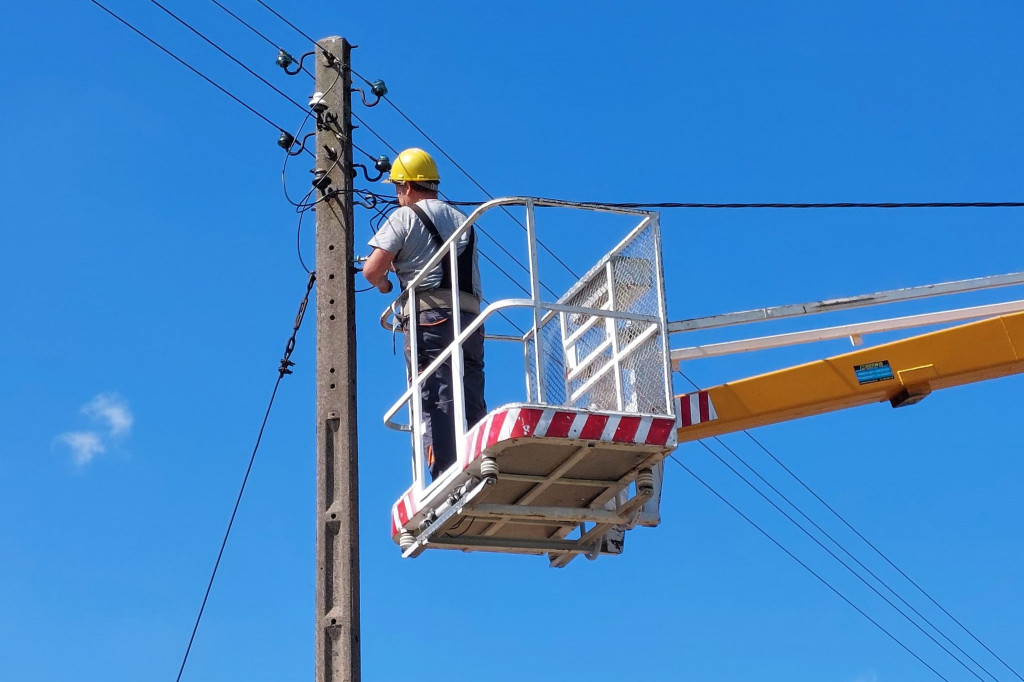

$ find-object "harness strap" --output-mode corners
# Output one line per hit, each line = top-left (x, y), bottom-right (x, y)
(408, 203), (476, 297)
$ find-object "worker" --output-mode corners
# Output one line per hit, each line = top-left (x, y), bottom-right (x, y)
(362, 148), (486, 480)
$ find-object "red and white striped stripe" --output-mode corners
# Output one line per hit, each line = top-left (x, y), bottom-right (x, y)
(392, 405), (680, 540)
(461, 406), (677, 470)
(390, 487), (418, 538)
(675, 391), (717, 428)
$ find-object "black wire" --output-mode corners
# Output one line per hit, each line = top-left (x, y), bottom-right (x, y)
(382, 95), (580, 280)
(251, 15), (557, 325)
(174, 273), (315, 681)
(713, 438), (1001, 681)
(352, 139), (383, 164)
(352, 112), (398, 155)
(364, 189), (538, 297)
(207, 0), (315, 78)
(282, 147), (316, 209)
(601, 201), (1024, 209)
(296, 209), (311, 273)
(446, 517), (477, 538)
(254, 0), (324, 49)
(367, 195), (1024, 212)
(148, 0), (308, 116)
(670, 454), (952, 682)
(174, 374), (283, 682)
(355, 192), (551, 295)
(695, 439), (987, 681)
(209, 0), (277, 49)
(349, 66), (377, 90)
(676, 371), (1019, 681)
(281, 65), (345, 209)
(353, 108), (557, 296)
(745, 428), (1024, 682)
(362, 196), (527, 334)
(89, 0), (288, 133)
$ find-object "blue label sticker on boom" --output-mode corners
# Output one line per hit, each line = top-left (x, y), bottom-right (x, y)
(854, 360), (894, 384)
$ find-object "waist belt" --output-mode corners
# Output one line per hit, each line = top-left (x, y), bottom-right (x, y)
(404, 289), (481, 317)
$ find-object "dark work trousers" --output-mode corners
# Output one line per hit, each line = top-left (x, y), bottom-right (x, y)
(404, 308), (487, 480)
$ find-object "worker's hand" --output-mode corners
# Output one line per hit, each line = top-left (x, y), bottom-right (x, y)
(379, 278), (393, 294)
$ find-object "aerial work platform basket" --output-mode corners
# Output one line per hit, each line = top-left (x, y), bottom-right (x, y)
(379, 198), (676, 566)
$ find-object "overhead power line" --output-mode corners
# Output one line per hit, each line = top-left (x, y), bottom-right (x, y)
(209, 0), (282, 52)
(89, 0), (288, 133)
(174, 273), (315, 682)
(380, 96), (580, 279)
(670, 454), (953, 682)
(254, 0), (323, 48)
(676, 371), (1021, 682)
(208, 0), (316, 79)
(359, 191), (1024, 212)
(696, 439), (989, 681)
(594, 201), (1024, 210)
(745, 428), (1024, 682)
(149, 0), (308, 116)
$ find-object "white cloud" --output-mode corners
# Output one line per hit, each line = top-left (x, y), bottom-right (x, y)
(59, 431), (106, 467)
(851, 671), (878, 682)
(81, 392), (133, 437)
(55, 393), (134, 467)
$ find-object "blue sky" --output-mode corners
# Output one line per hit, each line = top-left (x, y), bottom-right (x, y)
(3, 2), (1024, 681)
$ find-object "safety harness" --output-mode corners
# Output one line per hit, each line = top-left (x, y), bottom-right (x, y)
(408, 203), (477, 302)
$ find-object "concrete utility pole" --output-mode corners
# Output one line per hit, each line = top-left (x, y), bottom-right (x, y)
(313, 36), (359, 682)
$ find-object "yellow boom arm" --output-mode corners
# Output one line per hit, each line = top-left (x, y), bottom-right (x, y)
(675, 311), (1024, 443)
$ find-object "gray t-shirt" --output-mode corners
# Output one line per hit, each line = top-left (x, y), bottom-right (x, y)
(369, 199), (481, 297)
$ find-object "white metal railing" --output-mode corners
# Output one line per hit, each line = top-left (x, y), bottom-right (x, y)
(668, 271), (1024, 367)
(378, 197), (673, 497)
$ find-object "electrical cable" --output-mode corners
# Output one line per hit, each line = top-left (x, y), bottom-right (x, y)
(207, 0), (315, 78)
(296, 209), (311, 274)
(670, 454), (953, 682)
(676, 371), (1020, 681)
(695, 439), (988, 681)
(89, 0), (289, 134)
(254, 0), (325, 49)
(326, 117), (540, 309)
(282, 150), (317, 209)
(381, 95), (580, 280)
(744, 429), (1024, 681)
(148, 0), (309, 117)
(173, 272), (315, 682)
(280, 63), (347, 210)
(331, 81), (563, 296)
(246, 4), (579, 323)
(597, 201), (1024, 210)
(353, 111), (398, 155)
(716, 436), (1001, 681)
(359, 192), (1024, 212)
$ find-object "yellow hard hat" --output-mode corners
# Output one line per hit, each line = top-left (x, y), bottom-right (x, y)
(386, 147), (440, 183)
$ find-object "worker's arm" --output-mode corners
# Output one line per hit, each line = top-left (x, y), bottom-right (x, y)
(363, 247), (395, 294)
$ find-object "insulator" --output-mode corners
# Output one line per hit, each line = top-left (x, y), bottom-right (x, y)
(277, 131), (295, 150)
(375, 155), (392, 173)
(312, 169), (331, 191)
(399, 531), (415, 552)
(636, 468), (655, 496)
(480, 456), (499, 483)
(276, 49), (295, 69)
(370, 79), (388, 97)
(308, 91), (328, 113)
